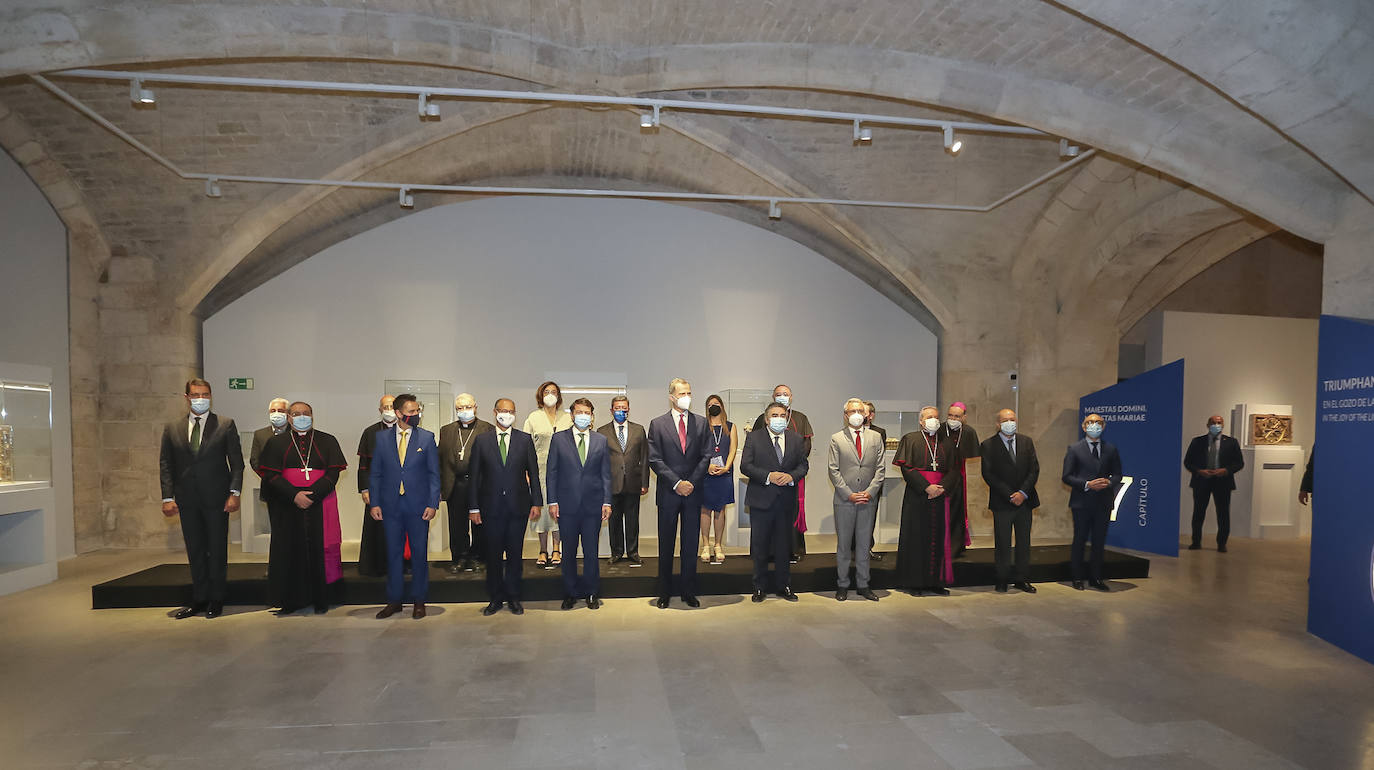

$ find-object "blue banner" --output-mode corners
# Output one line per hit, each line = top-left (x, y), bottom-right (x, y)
(1309, 314), (1374, 664)
(1078, 359), (1184, 556)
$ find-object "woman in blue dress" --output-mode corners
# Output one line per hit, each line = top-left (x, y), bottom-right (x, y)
(699, 394), (739, 564)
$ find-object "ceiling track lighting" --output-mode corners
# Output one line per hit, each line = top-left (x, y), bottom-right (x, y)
(399, 187), (414, 208)
(418, 92), (439, 120)
(204, 177), (221, 198)
(943, 124), (962, 155)
(768, 199), (782, 220)
(1059, 138), (1081, 158)
(853, 120), (872, 145)
(640, 104), (661, 130)
(129, 78), (155, 106)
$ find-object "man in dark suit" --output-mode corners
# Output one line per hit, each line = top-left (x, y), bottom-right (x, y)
(1299, 447), (1315, 506)
(979, 408), (1040, 593)
(741, 402), (810, 602)
(248, 397), (290, 477)
(368, 393), (440, 619)
(1183, 414), (1245, 552)
(439, 392), (492, 574)
(863, 400), (888, 561)
(597, 394), (650, 566)
(1061, 413), (1123, 591)
(158, 378), (244, 619)
(647, 377), (712, 608)
(547, 398), (612, 609)
(355, 394), (396, 577)
(467, 397), (543, 616)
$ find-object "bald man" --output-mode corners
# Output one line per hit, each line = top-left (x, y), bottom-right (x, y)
(1183, 415), (1244, 552)
(979, 409), (1040, 593)
(356, 394), (397, 577)
(439, 393), (493, 574)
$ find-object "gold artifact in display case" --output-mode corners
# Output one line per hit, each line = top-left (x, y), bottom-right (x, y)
(0, 424), (12, 482)
(0, 380), (53, 487)
(1250, 413), (1293, 445)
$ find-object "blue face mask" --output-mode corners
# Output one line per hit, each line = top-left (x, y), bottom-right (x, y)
(189, 397), (210, 415)
(1208, 424), (1222, 436)
(1000, 420), (1017, 436)
(768, 416), (788, 434)
(613, 409), (628, 423)
(291, 415), (312, 431)
(573, 413), (593, 430)
(1085, 423), (1103, 439)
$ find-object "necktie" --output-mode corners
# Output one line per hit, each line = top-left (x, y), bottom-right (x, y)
(1008, 437), (1015, 460)
(678, 414), (687, 453)
(618, 424), (626, 451)
(1208, 436), (1219, 469)
(774, 434), (784, 463)
(855, 429), (863, 461)
(190, 417), (201, 454)
(398, 429), (408, 495)
(499, 432), (508, 464)
(1092, 441), (1100, 460)
(578, 432), (587, 464)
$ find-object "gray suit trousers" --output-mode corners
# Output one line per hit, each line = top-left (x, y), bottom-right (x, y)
(835, 500), (876, 588)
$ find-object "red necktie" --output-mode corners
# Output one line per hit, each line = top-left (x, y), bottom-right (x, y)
(855, 429), (863, 460)
(678, 414), (687, 452)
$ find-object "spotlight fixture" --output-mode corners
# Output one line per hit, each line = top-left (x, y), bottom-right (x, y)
(129, 78), (155, 106)
(640, 105), (661, 130)
(1059, 138), (1081, 158)
(853, 120), (872, 144)
(943, 124), (962, 155)
(768, 199), (782, 220)
(418, 93), (439, 119)
(204, 177), (222, 198)
(399, 187), (414, 208)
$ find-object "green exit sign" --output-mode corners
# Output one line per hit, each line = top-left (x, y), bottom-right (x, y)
(228, 378), (254, 390)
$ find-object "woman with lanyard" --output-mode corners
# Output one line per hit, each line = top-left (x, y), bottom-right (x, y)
(523, 381), (572, 568)
(699, 394), (738, 564)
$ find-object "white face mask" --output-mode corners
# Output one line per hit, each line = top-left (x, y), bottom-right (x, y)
(189, 397), (210, 415)
(923, 417), (941, 433)
(1000, 420), (1017, 436)
(542, 393), (558, 408)
(495, 412), (515, 428)
(268, 412), (288, 428)
(380, 409), (397, 425)
(946, 418), (962, 431)
(675, 395), (691, 411)
(775, 394), (791, 407)
(847, 412), (865, 428)
(456, 408), (475, 423)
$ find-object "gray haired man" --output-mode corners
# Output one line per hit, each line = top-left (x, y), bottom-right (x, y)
(827, 398), (886, 601)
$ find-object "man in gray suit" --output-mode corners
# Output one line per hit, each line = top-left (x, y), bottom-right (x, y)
(597, 395), (650, 565)
(828, 397), (886, 601)
(249, 397), (290, 477)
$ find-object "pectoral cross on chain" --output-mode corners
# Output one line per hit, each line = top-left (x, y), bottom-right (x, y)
(303, 466), (313, 482)
(930, 456), (939, 472)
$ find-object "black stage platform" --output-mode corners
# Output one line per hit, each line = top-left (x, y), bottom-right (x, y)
(92, 546), (1149, 608)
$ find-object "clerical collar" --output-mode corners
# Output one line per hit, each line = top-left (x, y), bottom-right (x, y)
(293, 428), (311, 437)
(272, 425), (286, 435)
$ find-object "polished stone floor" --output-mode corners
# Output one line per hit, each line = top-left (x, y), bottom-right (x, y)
(1, 537), (1369, 769)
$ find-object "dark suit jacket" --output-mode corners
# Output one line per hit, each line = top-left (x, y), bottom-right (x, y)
(1183, 433), (1244, 490)
(439, 418), (494, 502)
(739, 428), (809, 511)
(368, 426), (441, 516)
(647, 411), (711, 505)
(159, 413), (245, 508)
(1301, 447), (1314, 494)
(546, 428), (612, 515)
(1062, 439), (1123, 511)
(467, 428), (544, 516)
(357, 420), (388, 493)
(249, 425), (284, 478)
(979, 432), (1040, 511)
(597, 419), (650, 495)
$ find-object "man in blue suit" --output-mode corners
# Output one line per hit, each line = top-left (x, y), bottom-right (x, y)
(369, 393), (441, 619)
(647, 377), (712, 608)
(740, 402), (810, 602)
(1061, 412), (1123, 592)
(467, 397), (543, 616)
(547, 398), (613, 610)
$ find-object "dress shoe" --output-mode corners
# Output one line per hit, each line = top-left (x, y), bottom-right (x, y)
(1089, 580), (1110, 592)
(509, 600), (524, 615)
(869, 551), (884, 561)
(1014, 581), (1038, 594)
(778, 587), (798, 602)
(313, 605), (328, 615)
(752, 590), (766, 602)
(1187, 543), (1202, 550)
(412, 603), (426, 619)
(175, 603), (207, 619)
(481, 601), (504, 616)
(561, 596), (577, 610)
(789, 555), (801, 564)
(928, 586), (951, 596)
(682, 595), (701, 608)
(274, 606), (299, 617)
(995, 582), (1009, 593)
(445, 563), (463, 576)
(909, 588), (924, 597)
(587, 595), (602, 610)
(376, 603), (403, 619)
(1072, 580), (1085, 591)
(206, 602), (223, 618)
(857, 587), (879, 602)
(836, 588), (848, 601)
(628, 556), (644, 567)
(462, 558), (477, 572)
(609, 555), (625, 565)
(1217, 544), (1228, 553)
(656, 595), (671, 609)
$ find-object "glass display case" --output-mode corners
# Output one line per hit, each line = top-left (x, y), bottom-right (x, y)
(0, 380), (53, 489)
(718, 388), (773, 530)
(872, 409), (919, 544)
(238, 430), (272, 553)
(383, 379), (453, 432)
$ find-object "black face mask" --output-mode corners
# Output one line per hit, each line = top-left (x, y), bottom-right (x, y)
(708, 403), (722, 417)
(401, 413), (421, 428)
